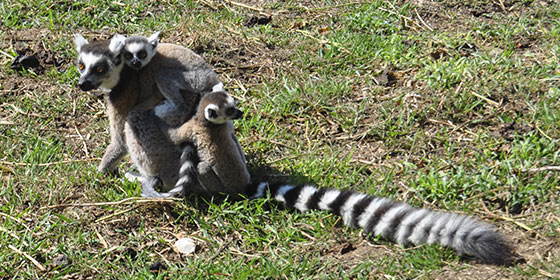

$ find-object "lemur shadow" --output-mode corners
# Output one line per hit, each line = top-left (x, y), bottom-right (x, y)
(176, 150), (317, 216)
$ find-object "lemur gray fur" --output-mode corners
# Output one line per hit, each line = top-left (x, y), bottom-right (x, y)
(142, 90), (250, 198)
(118, 32), (244, 198)
(73, 34), (515, 265)
(74, 33), (238, 194)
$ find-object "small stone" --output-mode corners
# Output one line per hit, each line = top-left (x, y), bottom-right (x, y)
(52, 253), (71, 268)
(174, 237), (196, 255)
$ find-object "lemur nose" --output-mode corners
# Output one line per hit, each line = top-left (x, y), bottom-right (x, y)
(131, 61), (141, 69)
(79, 80), (96, 91)
(233, 109), (243, 119)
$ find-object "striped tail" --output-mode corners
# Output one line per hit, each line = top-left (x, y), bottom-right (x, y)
(249, 182), (514, 265)
(173, 144), (198, 194)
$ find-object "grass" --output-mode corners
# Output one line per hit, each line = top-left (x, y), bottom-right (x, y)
(1, 0), (560, 279)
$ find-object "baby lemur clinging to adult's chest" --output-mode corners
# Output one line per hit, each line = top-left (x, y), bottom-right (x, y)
(141, 90), (250, 197)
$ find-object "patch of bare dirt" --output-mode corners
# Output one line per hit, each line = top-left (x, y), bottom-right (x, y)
(409, 0), (547, 31)
(155, 18), (294, 92)
(1, 28), (71, 73)
(328, 240), (397, 265)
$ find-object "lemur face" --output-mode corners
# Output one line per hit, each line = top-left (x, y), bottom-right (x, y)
(74, 34), (125, 91)
(203, 91), (243, 124)
(122, 31), (159, 71)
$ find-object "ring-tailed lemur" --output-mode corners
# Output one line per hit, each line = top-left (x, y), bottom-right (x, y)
(74, 33), (234, 195)
(74, 34), (515, 265)
(142, 90), (250, 198)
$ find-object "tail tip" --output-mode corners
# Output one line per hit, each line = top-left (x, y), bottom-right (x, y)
(466, 230), (517, 266)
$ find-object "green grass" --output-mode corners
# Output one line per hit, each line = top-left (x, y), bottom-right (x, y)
(1, 0), (560, 279)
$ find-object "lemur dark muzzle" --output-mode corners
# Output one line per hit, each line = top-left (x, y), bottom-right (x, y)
(131, 60), (142, 69)
(78, 80), (96, 91)
(232, 109), (243, 119)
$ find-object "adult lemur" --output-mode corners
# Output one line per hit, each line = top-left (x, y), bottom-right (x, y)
(74, 32), (241, 194)
(74, 33), (515, 265)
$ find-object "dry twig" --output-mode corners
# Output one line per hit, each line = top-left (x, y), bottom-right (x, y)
(73, 124), (90, 158)
(224, 0), (270, 16)
(0, 158), (100, 167)
(414, 8), (433, 31)
(95, 205), (140, 223)
(522, 165), (560, 172)
(468, 91), (500, 107)
(8, 245), (46, 271)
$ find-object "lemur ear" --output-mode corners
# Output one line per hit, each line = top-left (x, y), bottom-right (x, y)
(204, 104), (219, 121)
(148, 31), (161, 49)
(109, 34), (126, 55)
(212, 82), (224, 92)
(74, 33), (88, 53)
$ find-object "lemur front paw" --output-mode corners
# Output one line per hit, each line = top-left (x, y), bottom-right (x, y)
(154, 100), (175, 117)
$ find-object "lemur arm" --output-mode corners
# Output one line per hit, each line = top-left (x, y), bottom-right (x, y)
(205, 132), (250, 194)
(169, 122), (198, 146)
(196, 161), (227, 194)
(153, 91), (200, 127)
(155, 115), (198, 146)
(152, 70), (194, 126)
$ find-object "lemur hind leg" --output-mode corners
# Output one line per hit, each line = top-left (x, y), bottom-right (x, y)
(124, 107), (183, 191)
(125, 171), (177, 198)
(140, 177), (184, 198)
(124, 171), (144, 184)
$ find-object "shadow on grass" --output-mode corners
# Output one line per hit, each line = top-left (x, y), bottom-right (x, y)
(168, 150), (318, 216)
